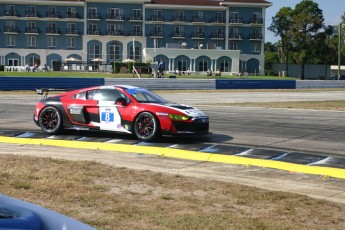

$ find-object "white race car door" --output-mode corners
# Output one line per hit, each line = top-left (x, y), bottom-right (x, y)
(98, 101), (131, 133)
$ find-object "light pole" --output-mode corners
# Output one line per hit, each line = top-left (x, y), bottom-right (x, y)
(338, 23), (342, 81)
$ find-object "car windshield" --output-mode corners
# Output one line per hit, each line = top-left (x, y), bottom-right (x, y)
(125, 88), (168, 104)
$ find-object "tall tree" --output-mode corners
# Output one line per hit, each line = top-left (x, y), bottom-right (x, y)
(264, 42), (279, 74)
(268, 7), (293, 67)
(289, 0), (324, 79)
(268, 0), (325, 79)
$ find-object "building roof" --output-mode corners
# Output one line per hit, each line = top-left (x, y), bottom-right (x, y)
(150, 0), (271, 6)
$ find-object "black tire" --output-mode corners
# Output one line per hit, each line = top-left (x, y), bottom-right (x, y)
(133, 112), (160, 141)
(0, 204), (41, 230)
(39, 106), (63, 134)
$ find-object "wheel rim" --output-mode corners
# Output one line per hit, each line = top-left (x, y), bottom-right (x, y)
(40, 109), (59, 131)
(135, 114), (155, 139)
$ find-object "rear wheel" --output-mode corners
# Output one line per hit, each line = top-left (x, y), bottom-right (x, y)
(39, 106), (62, 134)
(133, 112), (160, 141)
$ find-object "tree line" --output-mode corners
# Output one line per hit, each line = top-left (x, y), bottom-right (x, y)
(265, 0), (345, 79)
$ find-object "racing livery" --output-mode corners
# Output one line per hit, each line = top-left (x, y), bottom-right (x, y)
(33, 85), (209, 141)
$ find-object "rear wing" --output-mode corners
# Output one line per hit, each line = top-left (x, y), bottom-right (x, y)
(35, 88), (72, 99)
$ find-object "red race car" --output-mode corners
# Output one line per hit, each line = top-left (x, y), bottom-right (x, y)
(33, 85), (209, 141)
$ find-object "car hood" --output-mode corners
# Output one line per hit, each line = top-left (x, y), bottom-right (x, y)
(143, 102), (207, 118)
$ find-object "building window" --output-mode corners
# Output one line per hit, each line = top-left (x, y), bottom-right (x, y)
(198, 59), (208, 71)
(153, 10), (163, 21)
(229, 41), (238, 50)
(67, 37), (76, 48)
(131, 25), (141, 36)
(154, 39), (163, 48)
(108, 8), (123, 19)
(131, 9), (142, 20)
(27, 36), (36, 47)
(27, 6), (36, 17)
(29, 56), (39, 67)
(47, 22), (57, 33)
(252, 42), (261, 53)
(219, 60), (229, 72)
(129, 46), (140, 60)
(89, 45), (100, 60)
(47, 6), (57, 16)
(177, 58), (187, 72)
(66, 7), (77, 18)
(230, 12), (239, 18)
(109, 42), (120, 61)
(214, 12), (223, 22)
(6, 35), (15, 47)
(88, 24), (98, 35)
(48, 37), (57, 48)
(88, 7), (97, 19)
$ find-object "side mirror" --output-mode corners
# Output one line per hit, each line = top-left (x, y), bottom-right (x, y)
(115, 97), (127, 106)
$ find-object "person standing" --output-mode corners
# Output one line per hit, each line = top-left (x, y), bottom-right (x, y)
(158, 60), (165, 78)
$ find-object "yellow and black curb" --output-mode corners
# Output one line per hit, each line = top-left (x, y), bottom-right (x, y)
(1, 135), (345, 180)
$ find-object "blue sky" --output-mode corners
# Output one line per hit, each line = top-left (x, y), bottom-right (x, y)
(265, 0), (345, 43)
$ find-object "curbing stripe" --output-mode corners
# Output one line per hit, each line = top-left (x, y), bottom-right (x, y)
(1, 136), (345, 180)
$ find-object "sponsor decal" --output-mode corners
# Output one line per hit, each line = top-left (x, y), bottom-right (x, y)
(156, 112), (169, 116)
(124, 124), (130, 130)
(101, 111), (114, 122)
(69, 108), (83, 115)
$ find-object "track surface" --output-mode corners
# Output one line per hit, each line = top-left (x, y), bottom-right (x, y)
(1, 90), (344, 156)
(1, 90), (345, 203)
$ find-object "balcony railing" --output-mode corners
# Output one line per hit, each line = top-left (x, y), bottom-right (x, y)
(150, 31), (163, 38)
(4, 10), (19, 17)
(129, 30), (142, 36)
(106, 14), (124, 21)
(249, 18), (263, 24)
(66, 12), (79, 19)
(26, 11), (38, 18)
(25, 27), (39, 34)
(172, 16), (185, 22)
(229, 17), (244, 24)
(88, 13), (101, 20)
(151, 15), (164, 22)
(210, 32), (224, 39)
(106, 30), (124, 36)
(171, 32), (185, 38)
(4, 26), (18, 33)
(87, 29), (100, 35)
(211, 17), (224, 23)
(192, 16), (205, 23)
(46, 12), (59, 18)
(65, 29), (79, 35)
(249, 33), (262, 40)
(46, 28), (60, 34)
(229, 33), (243, 40)
(191, 32), (205, 39)
(130, 14), (142, 21)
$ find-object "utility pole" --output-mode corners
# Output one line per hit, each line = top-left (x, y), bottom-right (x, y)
(338, 23), (341, 81)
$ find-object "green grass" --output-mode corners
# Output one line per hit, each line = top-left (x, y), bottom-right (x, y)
(0, 71), (296, 80)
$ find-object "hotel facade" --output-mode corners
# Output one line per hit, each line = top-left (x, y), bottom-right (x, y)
(0, 0), (272, 75)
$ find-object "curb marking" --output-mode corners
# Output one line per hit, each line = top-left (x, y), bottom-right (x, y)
(1, 136), (345, 180)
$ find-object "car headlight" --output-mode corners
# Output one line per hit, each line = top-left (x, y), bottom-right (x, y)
(169, 114), (190, 121)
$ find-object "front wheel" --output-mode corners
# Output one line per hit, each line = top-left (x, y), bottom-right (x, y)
(39, 106), (63, 134)
(133, 112), (160, 141)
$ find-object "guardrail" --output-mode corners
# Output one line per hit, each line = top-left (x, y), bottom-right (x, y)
(0, 77), (344, 90)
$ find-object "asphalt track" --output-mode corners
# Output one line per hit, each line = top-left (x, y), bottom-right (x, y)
(1, 90), (345, 202)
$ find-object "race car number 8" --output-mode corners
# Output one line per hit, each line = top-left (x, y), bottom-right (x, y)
(101, 112), (114, 122)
